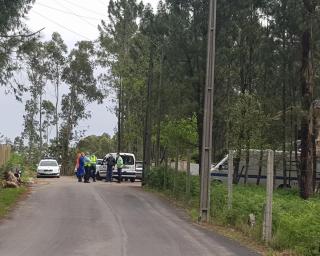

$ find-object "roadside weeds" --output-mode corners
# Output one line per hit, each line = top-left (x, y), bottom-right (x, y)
(0, 185), (30, 220)
(143, 187), (296, 256)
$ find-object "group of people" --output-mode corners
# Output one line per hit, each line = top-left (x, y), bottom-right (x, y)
(75, 152), (124, 183)
(103, 153), (123, 183)
(75, 152), (97, 183)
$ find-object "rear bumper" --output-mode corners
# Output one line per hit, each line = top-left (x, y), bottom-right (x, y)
(97, 170), (136, 178)
(112, 171), (136, 178)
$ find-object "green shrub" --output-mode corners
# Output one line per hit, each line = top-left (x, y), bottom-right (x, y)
(0, 153), (35, 180)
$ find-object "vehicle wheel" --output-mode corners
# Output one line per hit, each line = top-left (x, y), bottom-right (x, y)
(130, 178), (135, 183)
(278, 184), (291, 189)
(125, 178), (128, 182)
(57, 176), (60, 178)
(96, 172), (102, 181)
(37, 175), (40, 178)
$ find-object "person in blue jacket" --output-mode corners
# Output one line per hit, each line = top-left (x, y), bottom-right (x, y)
(77, 152), (85, 182)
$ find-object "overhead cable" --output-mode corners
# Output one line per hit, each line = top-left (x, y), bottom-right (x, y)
(32, 10), (91, 40)
(60, 0), (106, 17)
(37, 3), (101, 21)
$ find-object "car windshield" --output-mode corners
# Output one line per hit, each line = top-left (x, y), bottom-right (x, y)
(121, 155), (134, 165)
(96, 159), (103, 165)
(39, 161), (58, 167)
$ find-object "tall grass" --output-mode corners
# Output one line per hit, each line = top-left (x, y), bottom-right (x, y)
(0, 187), (27, 218)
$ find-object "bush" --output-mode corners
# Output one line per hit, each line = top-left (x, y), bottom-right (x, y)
(0, 153), (35, 181)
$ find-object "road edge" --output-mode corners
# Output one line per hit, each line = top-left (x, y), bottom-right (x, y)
(141, 187), (283, 256)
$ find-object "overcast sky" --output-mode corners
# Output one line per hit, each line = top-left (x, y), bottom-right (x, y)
(1, 0), (159, 141)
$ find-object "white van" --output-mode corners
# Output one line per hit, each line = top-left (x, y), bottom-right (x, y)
(98, 153), (136, 182)
(210, 150), (320, 188)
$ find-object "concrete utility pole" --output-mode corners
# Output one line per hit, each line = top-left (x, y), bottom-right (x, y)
(199, 0), (217, 222)
(263, 150), (274, 243)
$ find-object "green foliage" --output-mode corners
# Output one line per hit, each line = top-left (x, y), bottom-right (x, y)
(147, 167), (200, 207)
(77, 133), (116, 159)
(0, 187), (27, 218)
(0, 0), (35, 89)
(0, 152), (35, 180)
(228, 93), (268, 149)
(161, 115), (198, 155)
(0, 0), (34, 33)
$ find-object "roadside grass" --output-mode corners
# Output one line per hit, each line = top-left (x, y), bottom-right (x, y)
(0, 153), (35, 219)
(0, 187), (27, 218)
(146, 167), (320, 256)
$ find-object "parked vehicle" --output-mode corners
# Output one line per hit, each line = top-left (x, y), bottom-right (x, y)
(37, 159), (60, 178)
(210, 150), (320, 188)
(99, 153), (136, 182)
(135, 161), (143, 180)
(95, 159), (106, 180)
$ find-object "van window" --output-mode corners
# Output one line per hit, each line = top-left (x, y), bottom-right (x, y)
(121, 155), (134, 165)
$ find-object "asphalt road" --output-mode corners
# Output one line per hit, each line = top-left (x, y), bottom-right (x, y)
(0, 177), (259, 256)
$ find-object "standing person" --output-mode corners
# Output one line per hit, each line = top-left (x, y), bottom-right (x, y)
(84, 153), (91, 183)
(75, 152), (81, 170)
(116, 153), (124, 183)
(90, 153), (97, 182)
(77, 153), (85, 182)
(105, 154), (115, 182)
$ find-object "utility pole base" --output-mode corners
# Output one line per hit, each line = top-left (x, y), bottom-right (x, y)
(199, 210), (209, 222)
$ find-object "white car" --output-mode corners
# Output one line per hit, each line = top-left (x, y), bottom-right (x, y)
(37, 159), (60, 178)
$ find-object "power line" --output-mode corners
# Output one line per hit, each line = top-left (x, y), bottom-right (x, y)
(37, 3), (101, 21)
(60, 0), (106, 17)
(32, 10), (91, 40)
(55, 0), (98, 28)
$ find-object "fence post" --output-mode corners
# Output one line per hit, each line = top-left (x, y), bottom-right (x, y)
(228, 150), (234, 209)
(263, 149), (274, 243)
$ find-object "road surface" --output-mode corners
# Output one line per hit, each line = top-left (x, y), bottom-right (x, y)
(0, 177), (259, 256)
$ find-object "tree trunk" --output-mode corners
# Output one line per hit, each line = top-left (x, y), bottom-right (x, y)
(55, 77), (59, 140)
(312, 101), (320, 191)
(39, 89), (43, 157)
(186, 149), (191, 201)
(244, 138), (250, 184)
(155, 49), (163, 167)
(257, 149), (263, 185)
(117, 77), (122, 154)
(300, 3), (315, 198)
(233, 148), (242, 184)
(142, 45), (154, 186)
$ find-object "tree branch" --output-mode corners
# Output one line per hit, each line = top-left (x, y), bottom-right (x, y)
(0, 28), (45, 38)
